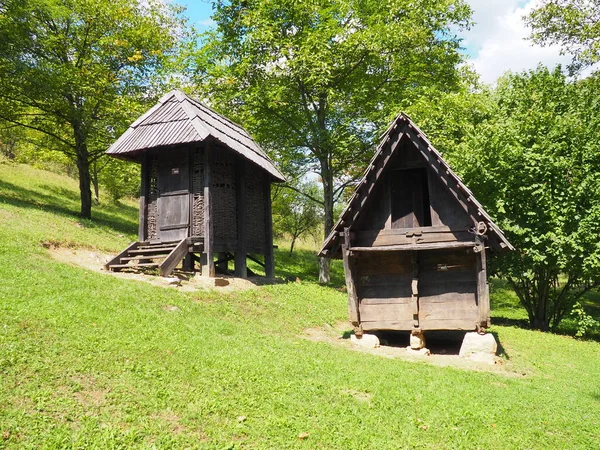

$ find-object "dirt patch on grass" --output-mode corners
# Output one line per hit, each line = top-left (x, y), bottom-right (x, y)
(47, 246), (264, 292)
(303, 323), (528, 377)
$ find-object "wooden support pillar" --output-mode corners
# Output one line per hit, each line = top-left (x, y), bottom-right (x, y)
(235, 159), (247, 277)
(138, 153), (148, 242)
(411, 251), (420, 328)
(264, 175), (274, 278)
(202, 142), (215, 277)
(183, 253), (194, 272)
(475, 237), (490, 329)
(342, 228), (360, 330)
(216, 252), (229, 274)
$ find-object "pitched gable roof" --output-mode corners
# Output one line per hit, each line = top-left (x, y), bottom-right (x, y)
(319, 113), (513, 257)
(106, 90), (285, 182)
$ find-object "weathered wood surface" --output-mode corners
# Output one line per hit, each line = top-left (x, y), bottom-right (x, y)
(342, 228), (360, 325)
(319, 113), (513, 257)
(156, 150), (190, 241)
(106, 90), (285, 182)
(202, 142), (215, 277)
(159, 238), (190, 277)
(235, 158), (247, 277)
(104, 242), (139, 270)
(361, 319), (416, 331)
(476, 237), (490, 328)
(353, 227), (473, 247)
(350, 241), (477, 252)
(138, 153), (148, 241)
(264, 176), (275, 278)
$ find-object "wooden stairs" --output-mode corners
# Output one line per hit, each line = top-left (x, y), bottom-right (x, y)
(105, 238), (203, 277)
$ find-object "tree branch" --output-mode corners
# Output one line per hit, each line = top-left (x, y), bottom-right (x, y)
(282, 183), (324, 206)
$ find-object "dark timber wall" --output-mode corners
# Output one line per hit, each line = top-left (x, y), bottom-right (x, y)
(321, 114), (512, 334)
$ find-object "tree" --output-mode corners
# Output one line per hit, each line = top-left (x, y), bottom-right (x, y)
(272, 181), (322, 254)
(0, 0), (185, 218)
(442, 66), (600, 331)
(527, 0), (600, 72)
(194, 0), (472, 282)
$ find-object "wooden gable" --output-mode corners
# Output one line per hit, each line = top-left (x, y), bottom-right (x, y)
(319, 113), (513, 258)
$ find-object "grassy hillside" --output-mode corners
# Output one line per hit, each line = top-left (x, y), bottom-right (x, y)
(1, 162), (599, 449)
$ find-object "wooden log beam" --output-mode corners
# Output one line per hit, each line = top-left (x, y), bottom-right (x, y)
(411, 251), (419, 328)
(476, 236), (490, 328)
(138, 153), (148, 242)
(349, 241), (478, 252)
(159, 238), (190, 277)
(235, 158), (247, 277)
(264, 175), (275, 278)
(202, 141), (215, 277)
(342, 228), (360, 326)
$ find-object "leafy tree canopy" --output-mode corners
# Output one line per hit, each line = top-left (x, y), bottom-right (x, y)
(193, 0), (472, 282)
(421, 66), (600, 331)
(0, 0), (187, 217)
(527, 0), (600, 72)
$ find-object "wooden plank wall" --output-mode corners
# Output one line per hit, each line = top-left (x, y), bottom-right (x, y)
(354, 251), (415, 331)
(418, 249), (479, 330)
(353, 248), (480, 331)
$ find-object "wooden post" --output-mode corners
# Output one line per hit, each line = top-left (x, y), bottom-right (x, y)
(217, 252), (229, 274)
(202, 141), (215, 277)
(138, 153), (148, 242)
(235, 158), (247, 277)
(342, 228), (360, 328)
(475, 237), (490, 329)
(182, 147), (195, 273)
(264, 175), (274, 278)
(411, 251), (419, 328)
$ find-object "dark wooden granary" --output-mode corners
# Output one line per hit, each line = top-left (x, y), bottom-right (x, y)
(105, 90), (285, 277)
(319, 113), (512, 336)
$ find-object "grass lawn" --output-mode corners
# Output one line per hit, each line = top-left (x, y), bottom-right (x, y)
(1, 162), (599, 449)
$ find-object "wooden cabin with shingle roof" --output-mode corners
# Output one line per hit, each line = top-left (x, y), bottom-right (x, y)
(319, 113), (512, 339)
(104, 90), (285, 278)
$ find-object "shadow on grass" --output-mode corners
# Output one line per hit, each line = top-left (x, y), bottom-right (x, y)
(492, 316), (531, 329)
(0, 179), (137, 236)
(490, 330), (510, 359)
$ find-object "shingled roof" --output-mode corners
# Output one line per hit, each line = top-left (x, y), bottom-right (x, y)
(106, 90), (285, 182)
(319, 113), (513, 258)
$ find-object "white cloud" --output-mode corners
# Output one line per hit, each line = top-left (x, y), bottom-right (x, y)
(462, 0), (572, 85)
(197, 18), (215, 28)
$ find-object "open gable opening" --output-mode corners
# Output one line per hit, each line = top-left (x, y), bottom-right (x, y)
(389, 167), (432, 228)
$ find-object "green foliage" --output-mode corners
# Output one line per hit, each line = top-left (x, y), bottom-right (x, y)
(528, 0), (600, 72)
(0, 0), (187, 217)
(194, 0), (472, 280)
(272, 181), (322, 253)
(570, 302), (600, 338)
(2, 159), (600, 449)
(96, 157), (140, 204)
(440, 66), (600, 331)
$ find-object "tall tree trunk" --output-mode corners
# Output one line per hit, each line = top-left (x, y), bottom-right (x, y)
(72, 120), (92, 219)
(91, 160), (100, 204)
(319, 157), (334, 284)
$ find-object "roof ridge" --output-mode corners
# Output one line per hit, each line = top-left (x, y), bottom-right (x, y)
(319, 114), (513, 257)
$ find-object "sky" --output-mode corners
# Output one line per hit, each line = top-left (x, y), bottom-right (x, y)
(175, 0), (574, 86)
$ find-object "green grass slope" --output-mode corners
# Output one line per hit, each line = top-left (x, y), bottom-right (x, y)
(1, 162), (599, 449)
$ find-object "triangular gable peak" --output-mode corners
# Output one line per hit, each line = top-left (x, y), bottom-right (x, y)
(319, 113), (513, 257)
(106, 90), (285, 182)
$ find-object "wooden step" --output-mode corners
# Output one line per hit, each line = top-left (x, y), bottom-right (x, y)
(136, 243), (177, 249)
(119, 255), (167, 262)
(128, 247), (175, 255)
(108, 262), (159, 269)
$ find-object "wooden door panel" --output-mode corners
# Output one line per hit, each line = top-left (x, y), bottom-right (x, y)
(157, 156), (190, 241)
